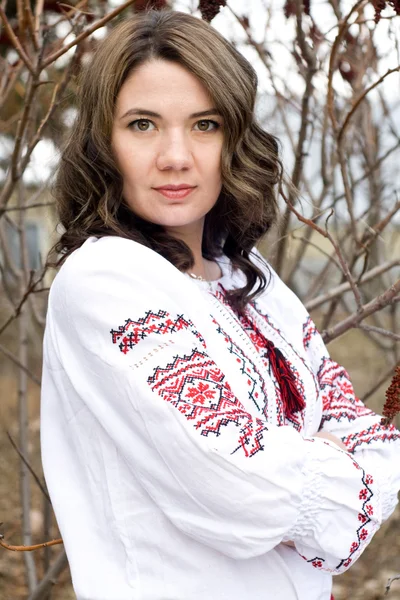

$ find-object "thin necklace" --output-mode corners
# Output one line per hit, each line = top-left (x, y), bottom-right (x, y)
(189, 272), (207, 281)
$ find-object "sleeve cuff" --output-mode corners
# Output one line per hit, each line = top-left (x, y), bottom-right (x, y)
(285, 437), (382, 574)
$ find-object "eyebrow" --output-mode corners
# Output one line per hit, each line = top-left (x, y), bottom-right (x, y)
(119, 108), (222, 120)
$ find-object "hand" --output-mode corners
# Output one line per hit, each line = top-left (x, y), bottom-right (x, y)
(313, 431), (348, 452)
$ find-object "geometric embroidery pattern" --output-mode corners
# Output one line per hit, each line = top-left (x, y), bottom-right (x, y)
(234, 309), (285, 426)
(243, 301), (312, 431)
(110, 308), (267, 457)
(317, 357), (373, 426)
(211, 315), (269, 419)
(148, 348), (267, 457)
(302, 316), (317, 349)
(110, 309), (205, 354)
(341, 421), (400, 453)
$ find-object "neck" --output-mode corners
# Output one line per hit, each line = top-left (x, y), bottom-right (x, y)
(165, 222), (215, 280)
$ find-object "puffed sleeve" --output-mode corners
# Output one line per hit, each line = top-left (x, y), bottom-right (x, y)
(45, 239), (386, 574)
(302, 313), (400, 523)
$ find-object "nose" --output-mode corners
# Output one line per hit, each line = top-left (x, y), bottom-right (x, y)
(156, 129), (194, 171)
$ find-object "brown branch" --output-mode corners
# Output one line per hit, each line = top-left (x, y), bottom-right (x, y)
(363, 363), (399, 403)
(0, 342), (41, 385)
(0, 76), (37, 212)
(305, 259), (400, 311)
(0, 268), (46, 337)
(274, 0), (317, 275)
(7, 432), (50, 502)
(357, 324), (400, 342)
(333, 140), (400, 203)
(0, 538), (62, 551)
(34, 0), (44, 47)
(0, 60), (25, 113)
(41, 0), (138, 69)
(3, 201), (55, 212)
(356, 198), (400, 257)
(326, 0), (367, 243)
(322, 278), (400, 343)
(23, 0), (39, 52)
(327, 0), (366, 132)
(28, 550), (68, 600)
(280, 187), (363, 310)
(338, 66), (400, 144)
(0, 6), (36, 75)
(386, 574), (400, 595)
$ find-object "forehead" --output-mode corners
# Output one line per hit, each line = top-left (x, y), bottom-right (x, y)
(115, 59), (213, 113)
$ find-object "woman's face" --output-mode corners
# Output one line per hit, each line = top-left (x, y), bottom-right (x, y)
(111, 59), (224, 241)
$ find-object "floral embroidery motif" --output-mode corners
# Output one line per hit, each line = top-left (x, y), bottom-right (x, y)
(148, 348), (267, 457)
(305, 458), (377, 572)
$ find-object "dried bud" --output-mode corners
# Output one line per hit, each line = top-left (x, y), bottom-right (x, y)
(284, 0), (311, 17)
(389, 0), (400, 15)
(369, 0), (400, 22)
(284, 0), (296, 18)
(199, 0), (227, 22)
(240, 15), (250, 31)
(381, 366), (400, 426)
(338, 59), (357, 84)
(134, 0), (168, 11)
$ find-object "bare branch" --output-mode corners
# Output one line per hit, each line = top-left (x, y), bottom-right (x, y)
(0, 341), (41, 385)
(306, 259), (400, 311)
(7, 432), (50, 502)
(0, 6), (36, 75)
(322, 279), (400, 343)
(338, 66), (400, 144)
(27, 550), (68, 600)
(41, 0), (138, 69)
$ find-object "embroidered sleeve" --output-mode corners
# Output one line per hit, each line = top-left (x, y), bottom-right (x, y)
(47, 242), (385, 573)
(302, 314), (400, 522)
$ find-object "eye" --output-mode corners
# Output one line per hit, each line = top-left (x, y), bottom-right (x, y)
(128, 119), (155, 132)
(194, 119), (220, 132)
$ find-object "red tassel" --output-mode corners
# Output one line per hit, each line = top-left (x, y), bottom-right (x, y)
(231, 302), (306, 420)
(265, 340), (306, 418)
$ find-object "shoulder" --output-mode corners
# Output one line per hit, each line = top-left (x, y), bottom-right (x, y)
(51, 236), (171, 300)
(47, 236), (201, 327)
(60, 236), (156, 277)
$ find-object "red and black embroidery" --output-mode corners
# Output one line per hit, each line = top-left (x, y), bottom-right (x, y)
(341, 421), (400, 453)
(317, 358), (373, 426)
(213, 286), (309, 426)
(211, 316), (270, 418)
(302, 316), (317, 350)
(302, 443), (377, 572)
(148, 348), (267, 457)
(110, 309), (205, 354)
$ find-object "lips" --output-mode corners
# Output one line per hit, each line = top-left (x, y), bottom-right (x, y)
(153, 184), (196, 200)
(154, 184), (195, 191)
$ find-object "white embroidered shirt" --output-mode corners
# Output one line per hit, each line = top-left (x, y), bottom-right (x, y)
(40, 236), (400, 600)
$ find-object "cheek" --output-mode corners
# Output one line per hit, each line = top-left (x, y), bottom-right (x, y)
(202, 144), (223, 176)
(112, 142), (149, 183)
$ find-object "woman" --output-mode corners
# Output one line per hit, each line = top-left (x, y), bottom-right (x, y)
(41, 9), (400, 600)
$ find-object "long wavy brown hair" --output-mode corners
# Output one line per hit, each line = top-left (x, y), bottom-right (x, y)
(51, 9), (283, 314)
